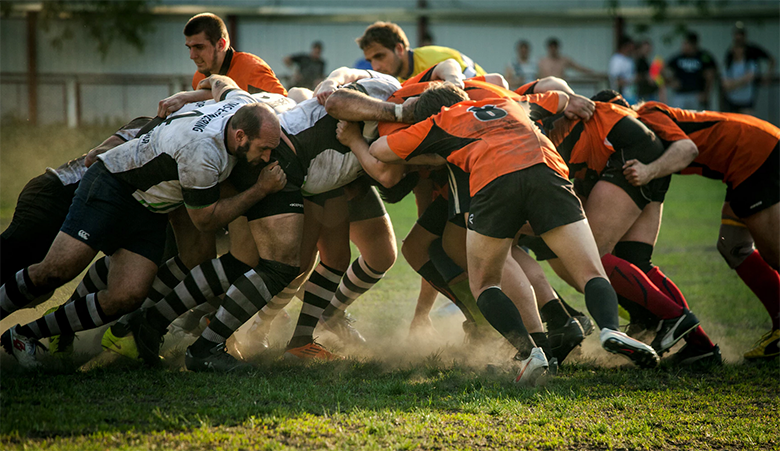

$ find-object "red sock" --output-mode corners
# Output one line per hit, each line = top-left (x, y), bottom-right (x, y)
(647, 266), (714, 348)
(736, 251), (780, 330)
(601, 254), (684, 320)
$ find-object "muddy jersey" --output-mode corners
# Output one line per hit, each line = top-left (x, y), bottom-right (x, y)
(544, 102), (639, 177)
(277, 71), (401, 195)
(46, 117), (154, 187)
(98, 90), (258, 213)
(177, 92), (297, 116)
(636, 101), (780, 187)
(192, 48), (287, 96)
(386, 97), (568, 196)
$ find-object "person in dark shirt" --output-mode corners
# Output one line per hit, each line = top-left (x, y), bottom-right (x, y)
(284, 41), (327, 90)
(665, 32), (717, 110)
(635, 39), (665, 102)
(724, 22), (776, 112)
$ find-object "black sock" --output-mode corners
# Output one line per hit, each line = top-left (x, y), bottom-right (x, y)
(556, 291), (584, 317)
(530, 332), (551, 361)
(584, 277), (620, 331)
(540, 299), (570, 329)
(476, 287), (533, 353)
(417, 261), (474, 322)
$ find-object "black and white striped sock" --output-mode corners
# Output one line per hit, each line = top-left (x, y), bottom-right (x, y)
(145, 253), (251, 332)
(0, 268), (50, 317)
(322, 256), (385, 318)
(191, 260), (299, 357)
(288, 263), (344, 348)
(68, 256), (110, 302)
(21, 293), (118, 339)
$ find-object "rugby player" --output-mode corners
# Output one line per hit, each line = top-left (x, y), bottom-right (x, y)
(628, 100), (779, 360)
(368, 82), (661, 382)
(1, 77), (286, 369)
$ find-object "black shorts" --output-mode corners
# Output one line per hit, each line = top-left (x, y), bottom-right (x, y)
(468, 164), (586, 239)
(305, 188), (344, 208)
(598, 116), (671, 209)
(60, 161), (168, 263)
(347, 185), (387, 222)
(727, 143), (780, 218)
(516, 235), (558, 261)
(417, 195), (449, 236)
(0, 172), (78, 284)
(245, 188), (305, 221)
(446, 163), (471, 220)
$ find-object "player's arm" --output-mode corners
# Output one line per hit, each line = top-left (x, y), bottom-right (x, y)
(325, 87), (417, 123)
(336, 120), (405, 188)
(195, 74), (242, 103)
(532, 76), (575, 95)
(623, 139), (698, 186)
(185, 162), (286, 233)
(482, 73), (509, 89)
(157, 90), (213, 118)
(313, 67), (371, 104)
(84, 134), (127, 167)
(368, 129), (447, 166)
(429, 59), (466, 88)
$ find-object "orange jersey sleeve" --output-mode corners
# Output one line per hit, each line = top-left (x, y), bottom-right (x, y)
(515, 80), (538, 95)
(192, 50), (287, 96)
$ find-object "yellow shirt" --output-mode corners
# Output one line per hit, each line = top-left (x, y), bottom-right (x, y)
(399, 45), (486, 83)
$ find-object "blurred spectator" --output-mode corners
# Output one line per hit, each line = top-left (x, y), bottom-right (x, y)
(284, 41), (326, 90)
(505, 40), (537, 90)
(635, 39), (666, 103)
(538, 37), (599, 80)
(664, 32), (717, 110)
(608, 35), (637, 104)
(726, 22), (776, 85)
(722, 43), (758, 114)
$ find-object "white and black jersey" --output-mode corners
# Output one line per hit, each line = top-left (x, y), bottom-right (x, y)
(177, 92), (296, 116)
(46, 117), (154, 187)
(278, 70), (401, 195)
(98, 90), (257, 213)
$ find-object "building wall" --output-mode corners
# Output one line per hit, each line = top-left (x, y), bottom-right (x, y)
(1, 12), (778, 124)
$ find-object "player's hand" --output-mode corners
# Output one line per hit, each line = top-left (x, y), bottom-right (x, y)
(256, 161), (286, 194)
(314, 80), (338, 105)
(196, 77), (214, 91)
(336, 120), (363, 147)
(158, 93), (190, 118)
(564, 94), (595, 121)
(401, 97), (419, 123)
(622, 159), (655, 186)
(443, 73), (465, 90)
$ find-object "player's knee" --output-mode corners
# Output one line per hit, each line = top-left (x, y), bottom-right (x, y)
(365, 245), (397, 273)
(253, 258), (301, 297)
(716, 223), (755, 269)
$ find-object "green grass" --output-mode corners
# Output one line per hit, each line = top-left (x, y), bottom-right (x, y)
(1, 124), (778, 450)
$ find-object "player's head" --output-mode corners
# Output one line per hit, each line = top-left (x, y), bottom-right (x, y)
(230, 104), (281, 165)
(591, 89), (629, 108)
(516, 40), (530, 58)
(356, 21), (410, 77)
(413, 81), (470, 122)
(311, 41), (323, 57)
(546, 37), (560, 56)
(733, 22), (747, 44)
(184, 13), (230, 75)
(618, 35), (634, 55)
(682, 32), (698, 54)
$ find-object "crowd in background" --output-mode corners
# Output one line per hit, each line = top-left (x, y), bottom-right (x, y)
(503, 22), (776, 115)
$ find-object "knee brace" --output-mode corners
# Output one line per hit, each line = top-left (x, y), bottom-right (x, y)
(717, 220), (755, 269)
(613, 241), (655, 273)
(253, 258), (301, 298)
(428, 238), (464, 283)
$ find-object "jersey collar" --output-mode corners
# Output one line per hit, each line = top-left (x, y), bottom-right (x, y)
(405, 49), (415, 79)
(218, 48), (234, 76)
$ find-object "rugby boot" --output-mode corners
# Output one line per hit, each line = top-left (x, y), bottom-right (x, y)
(548, 317), (584, 364)
(744, 329), (780, 360)
(669, 343), (722, 367)
(284, 340), (340, 361)
(1, 325), (47, 369)
(651, 309), (700, 355)
(185, 343), (252, 372)
(513, 347), (549, 386)
(601, 328), (660, 369)
(320, 311), (366, 346)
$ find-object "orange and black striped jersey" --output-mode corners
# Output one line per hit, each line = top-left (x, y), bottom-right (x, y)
(544, 102), (639, 176)
(192, 48), (287, 96)
(378, 65), (560, 136)
(386, 98), (568, 196)
(636, 101), (780, 187)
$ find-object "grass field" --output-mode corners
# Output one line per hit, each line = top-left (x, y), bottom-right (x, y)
(1, 123), (778, 450)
